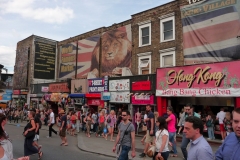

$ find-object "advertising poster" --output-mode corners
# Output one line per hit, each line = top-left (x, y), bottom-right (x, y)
(89, 24), (132, 77)
(109, 79), (130, 91)
(88, 78), (104, 93)
(156, 61), (240, 97)
(76, 35), (100, 78)
(34, 41), (56, 79)
(71, 79), (88, 93)
(110, 92), (130, 103)
(181, 0), (240, 65)
(59, 42), (77, 79)
(13, 47), (28, 89)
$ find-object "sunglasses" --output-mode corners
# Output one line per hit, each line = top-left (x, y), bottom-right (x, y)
(122, 115), (127, 116)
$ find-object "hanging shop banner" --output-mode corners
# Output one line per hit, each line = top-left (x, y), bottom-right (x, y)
(110, 92), (130, 103)
(104, 76), (108, 92)
(41, 87), (49, 93)
(50, 93), (61, 102)
(87, 99), (104, 106)
(2, 94), (12, 101)
(132, 95), (154, 105)
(109, 79), (130, 91)
(5, 90), (13, 94)
(101, 92), (111, 101)
(34, 41), (56, 79)
(88, 78), (104, 93)
(13, 90), (20, 95)
(71, 79), (88, 93)
(49, 83), (69, 93)
(132, 81), (151, 91)
(156, 61), (240, 97)
(181, 0), (240, 65)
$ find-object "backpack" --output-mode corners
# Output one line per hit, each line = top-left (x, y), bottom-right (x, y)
(107, 116), (111, 123)
(206, 119), (213, 127)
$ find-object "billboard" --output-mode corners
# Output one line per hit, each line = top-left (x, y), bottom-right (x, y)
(181, 0), (240, 65)
(156, 61), (240, 97)
(71, 79), (88, 93)
(76, 35), (100, 78)
(59, 42), (77, 79)
(89, 24), (132, 77)
(34, 41), (56, 79)
(13, 47), (29, 89)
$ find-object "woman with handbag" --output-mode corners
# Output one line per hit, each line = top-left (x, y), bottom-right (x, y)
(153, 117), (169, 160)
(105, 110), (116, 141)
(84, 112), (94, 138)
(23, 111), (43, 159)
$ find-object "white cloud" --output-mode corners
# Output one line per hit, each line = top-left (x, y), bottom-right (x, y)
(0, 0), (74, 24)
(0, 46), (16, 73)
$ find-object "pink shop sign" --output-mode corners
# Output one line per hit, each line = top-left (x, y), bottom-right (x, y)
(131, 95), (154, 105)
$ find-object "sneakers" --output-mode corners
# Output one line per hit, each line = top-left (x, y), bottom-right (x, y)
(46, 136), (51, 138)
(139, 153), (146, 158)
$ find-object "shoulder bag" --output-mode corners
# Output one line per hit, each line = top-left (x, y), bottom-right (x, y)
(147, 130), (163, 158)
(116, 122), (131, 158)
(24, 119), (35, 138)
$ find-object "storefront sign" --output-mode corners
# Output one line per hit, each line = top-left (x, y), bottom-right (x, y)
(13, 90), (20, 95)
(5, 90), (13, 94)
(49, 83), (69, 93)
(110, 92), (130, 103)
(30, 94), (37, 97)
(88, 99), (103, 106)
(109, 79), (130, 91)
(156, 61), (240, 97)
(31, 98), (39, 101)
(104, 76), (108, 92)
(88, 78), (104, 93)
(41, 87), (49, 92)
(132, 95), (154, 105)
(71, 79), (88, 93)
(2, 94), (12, 101)
(101, 92), (111, 101)
(132, 81), (151, 91)
(187, 0), (203, 5)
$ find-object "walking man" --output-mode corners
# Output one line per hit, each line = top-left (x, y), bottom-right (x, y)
(139, 104), (154, 158)
(183, 116), (214, 160)
(76, 109), (81, 133)
(215, 108), (240, 160)
(59, 110), (68, 146)
(33, 109), (42, 151)
(113, 110), (136, 160)
(216, 108), (226, 142)
(47, 108), (57, 138)
(180, 103), (200, 160)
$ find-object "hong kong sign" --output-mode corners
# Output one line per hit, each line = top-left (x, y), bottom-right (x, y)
(156, 61), (240, 97)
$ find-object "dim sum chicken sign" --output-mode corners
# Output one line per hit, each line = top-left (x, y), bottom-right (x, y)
(156, 61), (240, 97)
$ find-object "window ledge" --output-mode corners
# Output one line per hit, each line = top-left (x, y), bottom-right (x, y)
(137, 20), (151, 26)
(137, 52), (152, 57)
(158, 12), (175, 20)
(159, 47), (176, 54)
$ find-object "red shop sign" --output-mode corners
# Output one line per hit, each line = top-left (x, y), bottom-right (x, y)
(132, 95), (154, 105)
(87, 99), (103, 106)
(13, 90), (20, 95)
(132, 81), (151, 91)
(49, 83), (69, 93)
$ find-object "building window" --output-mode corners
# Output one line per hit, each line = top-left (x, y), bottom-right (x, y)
(139, 23), (151, 47)
(138, 54), (151, 75)
(160, 51), (175, 67)
(160, 16), (175, 42)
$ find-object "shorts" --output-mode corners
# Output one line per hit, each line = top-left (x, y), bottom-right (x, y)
(145, 130), (153, 143)
(58, 122), (61, 127)
(33, 134), (39, 141)
(107, 125), (113, 129)
(59, 127), (66, 137)
(72, 124), (76, 129)
(220, 124), (225, 132)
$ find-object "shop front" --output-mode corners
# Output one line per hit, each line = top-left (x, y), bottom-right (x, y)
(86, 78), (105, 113)
(69, 79), (88, 110)
(30, 83), (50, 109)
(11, 90), (27, 109)
(156, 61), (240, 134)
(109, 78), (130, 115)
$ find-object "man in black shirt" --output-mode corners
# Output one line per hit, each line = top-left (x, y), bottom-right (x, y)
(59, 110), (68, 146)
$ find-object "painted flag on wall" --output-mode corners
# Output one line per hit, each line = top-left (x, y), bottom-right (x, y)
(181, 0), (240, 65)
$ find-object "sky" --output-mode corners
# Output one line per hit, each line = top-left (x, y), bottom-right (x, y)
(0, 0), (173, 74)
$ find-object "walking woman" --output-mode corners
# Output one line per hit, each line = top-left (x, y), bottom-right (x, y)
(23, 111), (43, 159)
(153, 116), (169, 160)
(105, 110), (116, 141)
(84, 112), (93, 138)
(96, 111), (105, 137)
(66, 111), (72, 134)
(0, 113), (13, 159)
(70, 111), (77, 136)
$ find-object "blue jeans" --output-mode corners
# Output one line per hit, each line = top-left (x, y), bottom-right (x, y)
(153, 151), (169, 160)
(207, 127), (215, 139)
(181, 133), (190, 160)
(169, 132), (177, 154)
(118, 145), (131, 160)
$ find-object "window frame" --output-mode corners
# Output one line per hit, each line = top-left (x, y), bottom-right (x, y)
(160, 51), (176, 68)
(138, 55), (151, 75)
(160, 16), (175, 43)
(139, 23), (151, 47)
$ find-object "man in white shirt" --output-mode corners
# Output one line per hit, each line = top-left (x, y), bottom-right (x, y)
(216, 108), (226, 141)
(47, 108), (57, 138)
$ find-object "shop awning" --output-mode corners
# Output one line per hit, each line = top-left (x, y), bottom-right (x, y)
(85, 93), (101, 98)
(69, 94), (85, 98)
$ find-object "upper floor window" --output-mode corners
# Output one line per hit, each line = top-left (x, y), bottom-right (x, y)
(160, 50), (175, 67)
(160, 15), (175, 42)
(137, 52), (152, 75)
(139, 23), (151, 47)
